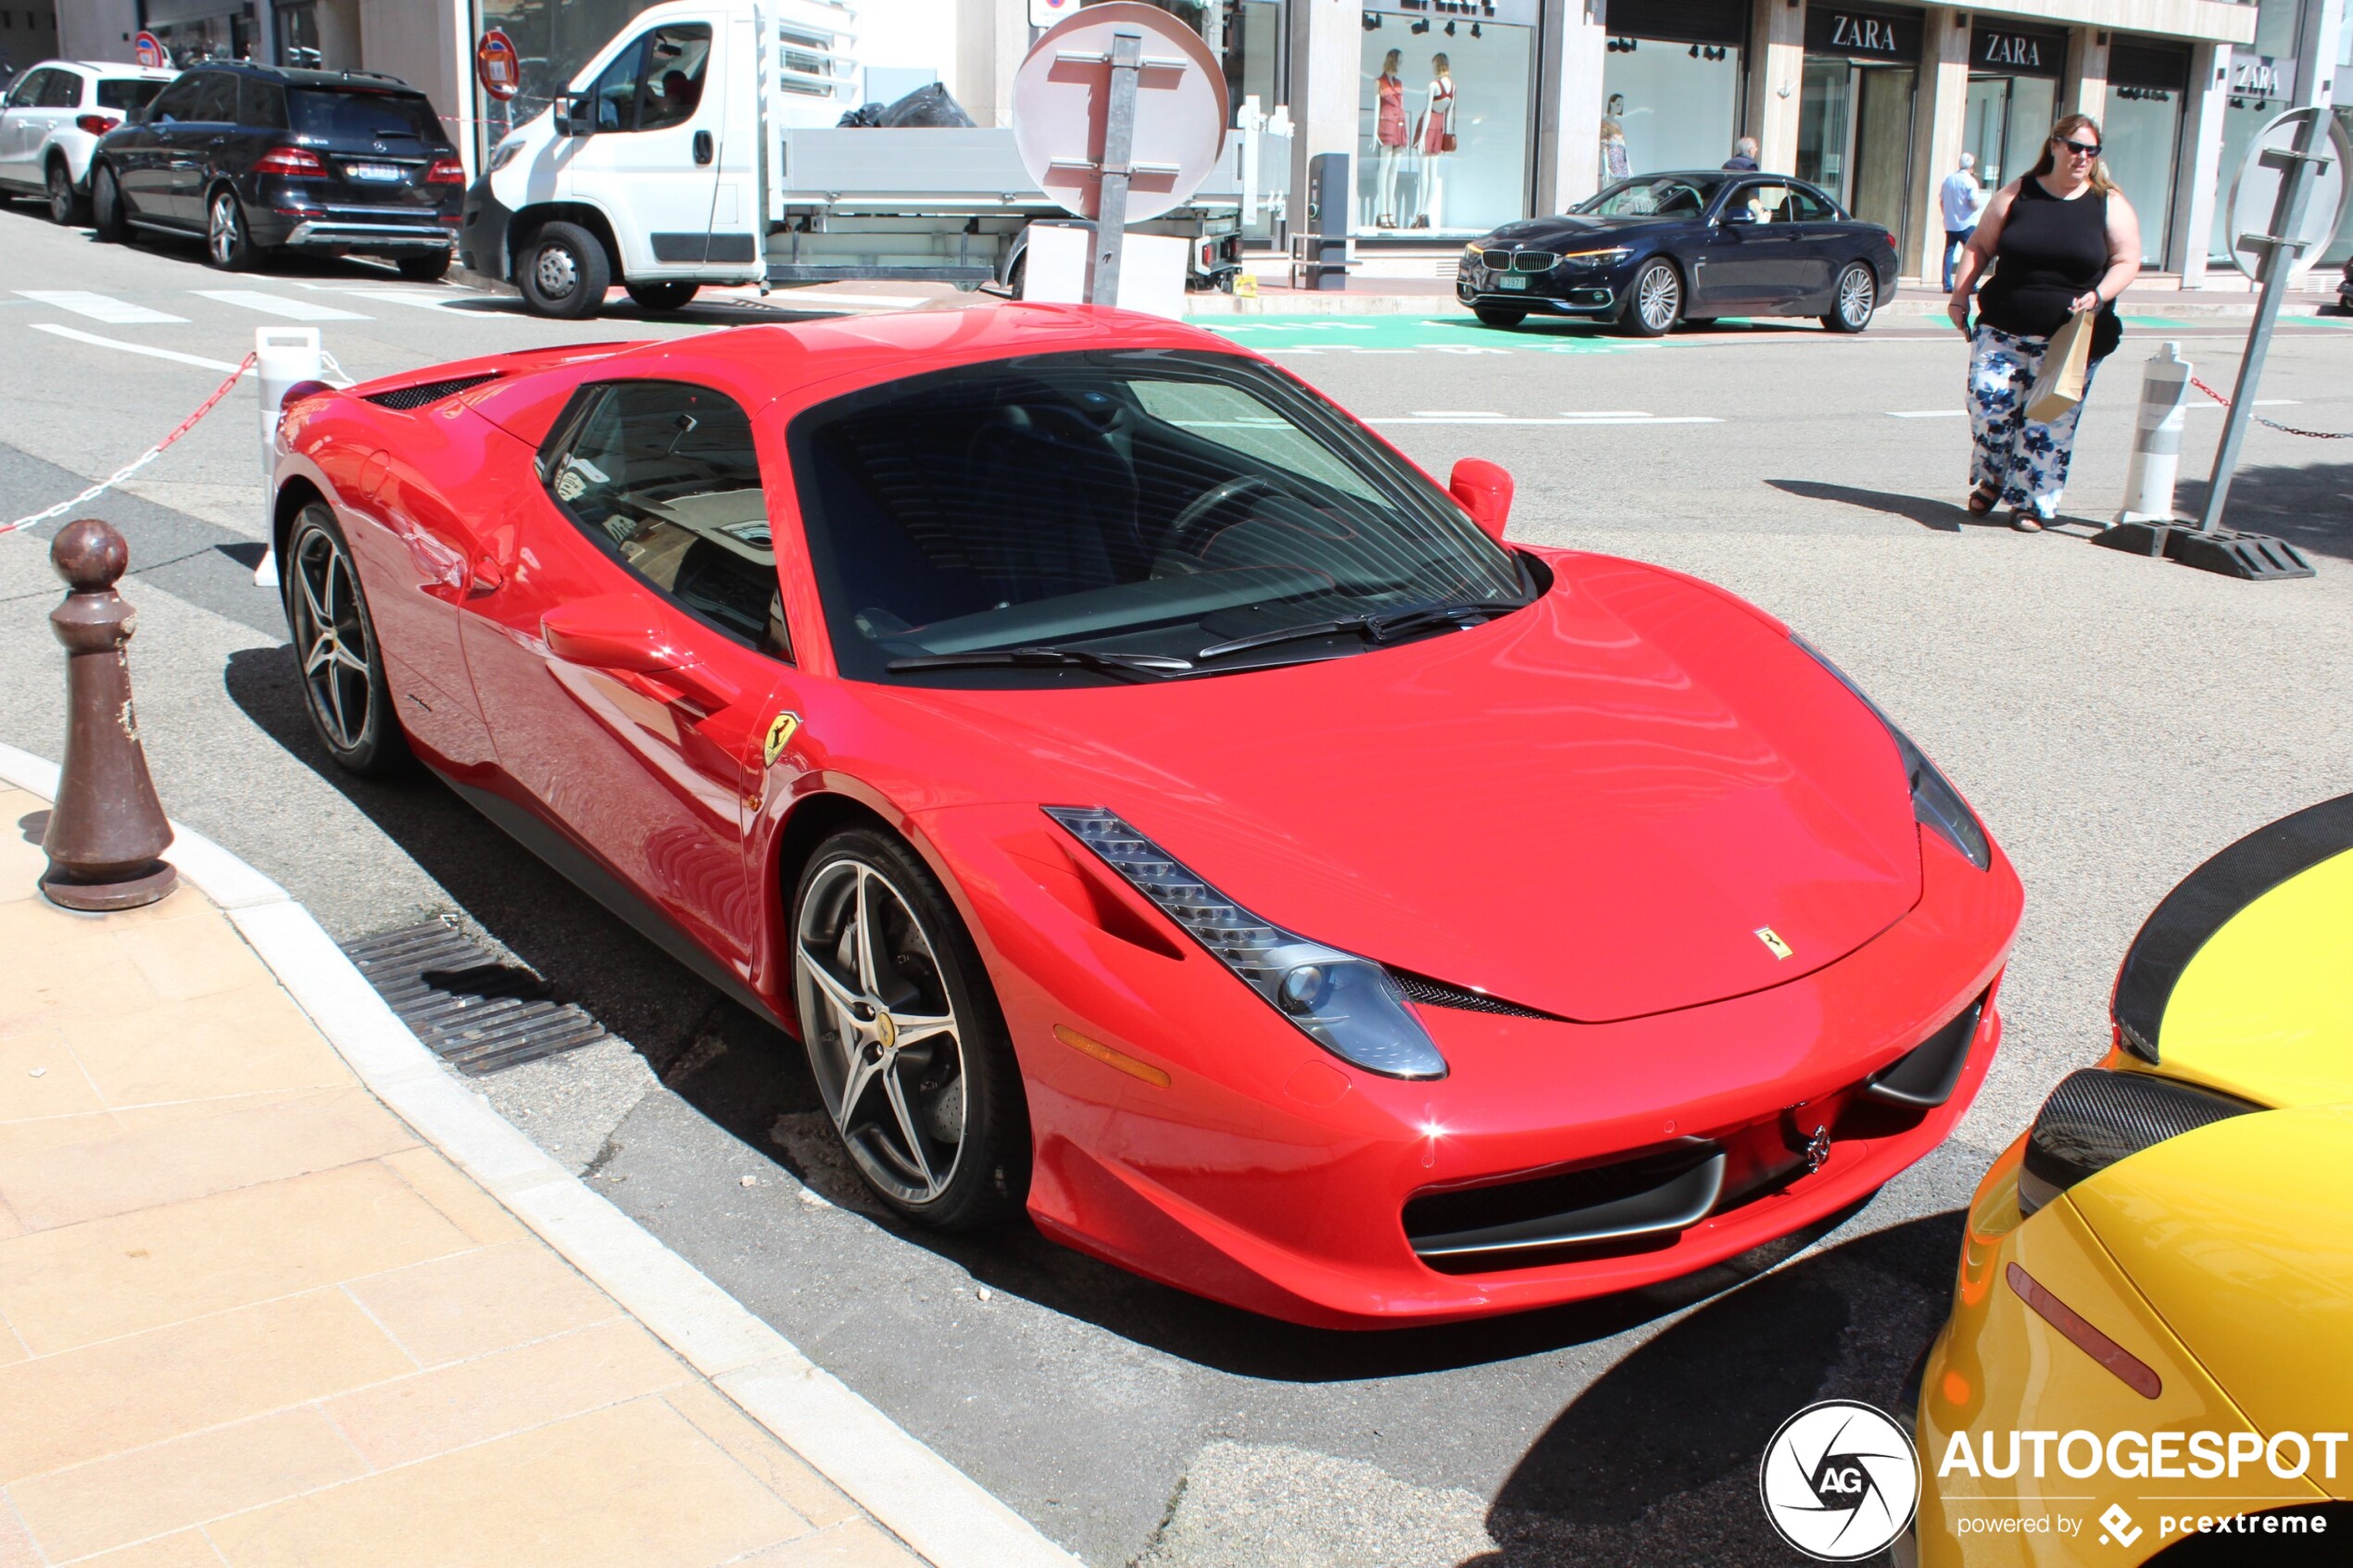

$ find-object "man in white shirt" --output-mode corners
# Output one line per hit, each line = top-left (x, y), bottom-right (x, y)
(1939, 153), (1983, 293)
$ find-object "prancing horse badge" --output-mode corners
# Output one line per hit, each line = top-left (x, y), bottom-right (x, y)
(1754, 926), (1793, 960)
(762, 711), (801, 767)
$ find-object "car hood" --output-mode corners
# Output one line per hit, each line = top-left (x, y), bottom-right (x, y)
(1479, 214), (1682, 247)
(877, 554), (1922, 1023)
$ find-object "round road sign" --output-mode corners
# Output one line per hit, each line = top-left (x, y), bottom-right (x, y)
(2224, 107), (2353, 282)
(1012, 2), (1227, 225)
(476, 28), (522, 103)
(132, 31), (169, 69)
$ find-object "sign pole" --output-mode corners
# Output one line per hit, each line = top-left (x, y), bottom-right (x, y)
(1088, 28), (1144, 307)
(2196, 111), (2325, 534)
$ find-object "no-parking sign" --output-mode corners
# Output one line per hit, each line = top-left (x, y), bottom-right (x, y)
(475, 28), (522, 102)
(1027, 0), (1079, 27)
(132, 31), (169, 69)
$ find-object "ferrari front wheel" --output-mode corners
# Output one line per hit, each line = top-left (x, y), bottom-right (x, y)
(792, 829), (1029, 1229)
(283, 503), (408, 776)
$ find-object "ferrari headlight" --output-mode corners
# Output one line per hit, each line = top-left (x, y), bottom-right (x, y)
(1560, 247), (1631, 269)
(1045, 807), (1447, 1080)
(1793, 638), (1991, 871)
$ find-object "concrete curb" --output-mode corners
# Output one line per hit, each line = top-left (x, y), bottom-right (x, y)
(0, 740), (1082, 1568)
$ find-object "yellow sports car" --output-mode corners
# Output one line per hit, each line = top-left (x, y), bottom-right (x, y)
(1902, 793), (2353, 1565)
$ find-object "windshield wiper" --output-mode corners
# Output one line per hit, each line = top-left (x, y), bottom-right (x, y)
(885, 646), (1193, 682)
(1193, 599), (1525, 663)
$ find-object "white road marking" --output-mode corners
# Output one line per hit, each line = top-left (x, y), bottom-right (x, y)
(1414, 410), (1507, 419)
(340, 290), (475, 312)
(1371, 414), (1723, 426)
(30, 322), (249, 372)
(1888, 409), (1966, 419)
(192, 289), (372, 321)
(16, 290), (188, 324)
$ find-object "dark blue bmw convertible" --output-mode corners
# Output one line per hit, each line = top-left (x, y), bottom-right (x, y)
(1458, 170), (1899, 337)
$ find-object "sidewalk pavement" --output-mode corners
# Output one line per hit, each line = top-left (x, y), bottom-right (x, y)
(0, 783), (926, 1568)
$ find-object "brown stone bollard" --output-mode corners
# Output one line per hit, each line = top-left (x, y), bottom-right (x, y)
(39, 519), (178, 911)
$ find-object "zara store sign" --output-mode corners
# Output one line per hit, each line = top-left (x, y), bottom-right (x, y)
(1971, 23), (2068, 78)
(1805, 6), (1921, 62)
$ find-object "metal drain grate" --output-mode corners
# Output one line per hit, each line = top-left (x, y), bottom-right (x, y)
(341, 921), (607, 1075)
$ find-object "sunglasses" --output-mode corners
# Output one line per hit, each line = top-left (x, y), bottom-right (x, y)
(2055, 138), (2102, 157)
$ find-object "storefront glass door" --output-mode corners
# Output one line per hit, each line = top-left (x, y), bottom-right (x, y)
(2103, 88), (2181, 265)
(1965, 74), (2056, 191)
(1797, 59), (1914, 237)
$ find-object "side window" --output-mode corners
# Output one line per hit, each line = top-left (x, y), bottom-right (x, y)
(147, 74), (204, 122)
(6, 69), (54, 109)
(1786, 187), (1836, 222)
(543, 382), (789, 659)
(188, 72), (239, 123)
(43, 71), (86, 109)
(237, 76), (287, 129)
(583, 23), (711, 132)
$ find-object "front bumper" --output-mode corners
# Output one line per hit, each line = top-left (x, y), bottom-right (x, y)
(923, 802), (2023, 1327)
(1457, 273), (1629, 317)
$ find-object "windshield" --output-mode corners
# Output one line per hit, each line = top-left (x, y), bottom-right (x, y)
(97, 79), (168, 113)
(1577, 175), (1723, 218)
(287, 87), (447, 145)
(789, 349), (1530, 686)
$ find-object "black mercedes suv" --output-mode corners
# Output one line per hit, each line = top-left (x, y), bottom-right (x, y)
(89, 63), (460, 278)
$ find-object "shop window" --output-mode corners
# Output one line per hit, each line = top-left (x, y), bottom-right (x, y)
(1355, 5), (1534, 238)
(1601, 38), (1744, 181)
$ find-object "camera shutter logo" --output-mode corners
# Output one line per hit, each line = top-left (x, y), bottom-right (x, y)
(1758, 1399), (1920, 1561)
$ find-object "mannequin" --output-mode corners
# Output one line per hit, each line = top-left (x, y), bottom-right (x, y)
(1601, 94), (1631, 184)
(1413, 53), (1455, 230)
(1371, 48), (1407, 228)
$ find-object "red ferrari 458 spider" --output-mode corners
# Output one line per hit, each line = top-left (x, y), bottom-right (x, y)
(270, 304), (2020, 1327)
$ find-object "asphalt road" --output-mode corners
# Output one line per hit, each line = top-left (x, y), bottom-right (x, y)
(5, 198), (2352, 1568)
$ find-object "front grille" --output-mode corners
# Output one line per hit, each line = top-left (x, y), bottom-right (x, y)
(1510, 250), (1557, 272)
(1389, 969), (1561, 1021)
(1404, 1138), (1725, 1267)
(364, 371), (499, 410)
(2020, 1069), (2258, 1213)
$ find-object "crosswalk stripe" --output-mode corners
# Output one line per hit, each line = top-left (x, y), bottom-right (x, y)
(340, 290), (476, 312)
(29, 322), (248, 372)
(15, 290), (188, 324)
(191, 290), (371, 321)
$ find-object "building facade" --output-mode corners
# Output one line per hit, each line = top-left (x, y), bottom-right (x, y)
(53, 0), (2353, 280)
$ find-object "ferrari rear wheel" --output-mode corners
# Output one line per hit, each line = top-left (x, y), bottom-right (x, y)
(283, 503), (408, 777)
(792, 830), (1028, 1229)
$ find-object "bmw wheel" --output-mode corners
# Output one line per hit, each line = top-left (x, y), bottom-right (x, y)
(206, 188), (256, 270)
(90, 164), (128, 244)
(1472, 306), (1527, 329)
(1825, 262), (1877, 333)
(517, 220), (611, 320)
(46, 159), (87, 226)
(792, 829), (1029, 1228)
(1624, 258), (1681, 337)
(283, 504), (408, 776)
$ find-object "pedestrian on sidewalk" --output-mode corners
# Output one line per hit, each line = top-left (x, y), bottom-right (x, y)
(1939, 153), (1982, 292)
(1723, 136), (1760, 171)
(1946, 115), (2140, 531)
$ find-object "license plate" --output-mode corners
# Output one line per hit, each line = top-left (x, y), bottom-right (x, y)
(344, 162), (404, 182)
(1498, 274), (1529, 290)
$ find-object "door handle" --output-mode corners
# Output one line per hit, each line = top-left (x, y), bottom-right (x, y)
(693, 130), (713, 166)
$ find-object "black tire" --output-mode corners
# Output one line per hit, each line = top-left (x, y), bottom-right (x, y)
(1472, 306), (1527, 329)
(789, 827), (1031, 1230)
(1824, 261), (1877, 332)
(204, 186), (257, 270)
(395, 251), (451, 282)
(90, 163), (128, 244)
(282, 503), (409, 777)
(516, 220), (611, 319)
(1622, 258), (1681, 336)
(624, 280), (698, 311)
(46, 158), (87, 226)
(1006, 248), (1027, 300)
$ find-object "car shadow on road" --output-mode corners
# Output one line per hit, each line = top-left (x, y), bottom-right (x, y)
(1456, 1210), (1962, 1566)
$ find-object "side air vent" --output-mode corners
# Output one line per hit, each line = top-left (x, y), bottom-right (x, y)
(1862, 996), (1985, 1110)
(1403, 1138), (1725, 1269)
(2019, 1070), (2259, 1215)
(364, 371), (500, 411)
(1389, 970), (1563, 1022)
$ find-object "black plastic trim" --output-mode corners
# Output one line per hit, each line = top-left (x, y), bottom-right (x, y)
(1863, 996), (1984, 1109)
(1404, 1138), (1724, 1261)
(2111, 792), (2353, 1061)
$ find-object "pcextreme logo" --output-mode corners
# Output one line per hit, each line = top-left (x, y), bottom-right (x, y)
(1759, 1400), (1921, 1562)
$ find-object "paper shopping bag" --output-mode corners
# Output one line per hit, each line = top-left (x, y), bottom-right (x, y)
(2025, 308), (2095, 423)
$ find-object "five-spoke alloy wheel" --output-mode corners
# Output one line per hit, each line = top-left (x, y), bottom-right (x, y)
(206, 188), (256, 270)
(792, 830), (1026, 1227)
(283, 504), (407, 775)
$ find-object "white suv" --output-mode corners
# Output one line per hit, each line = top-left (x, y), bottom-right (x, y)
(0, 60), (178, 224)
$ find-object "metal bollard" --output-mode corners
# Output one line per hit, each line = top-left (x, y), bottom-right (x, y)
(252, 327), (323, 588)
(39, 519), (178, 911)
(2115, 341), (2191, 526)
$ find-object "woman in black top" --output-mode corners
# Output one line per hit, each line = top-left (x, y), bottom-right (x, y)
(1945, 114), (2142, 530)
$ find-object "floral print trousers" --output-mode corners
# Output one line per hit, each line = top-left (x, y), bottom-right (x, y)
(1968, 324), (2098, 521)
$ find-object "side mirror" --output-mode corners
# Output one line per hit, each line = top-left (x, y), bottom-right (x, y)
(542, 597), (736, 709)
(1449, 458), (1514, 542)
(1718, 206), (1759, 226)
(556, 94), (594, 137)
